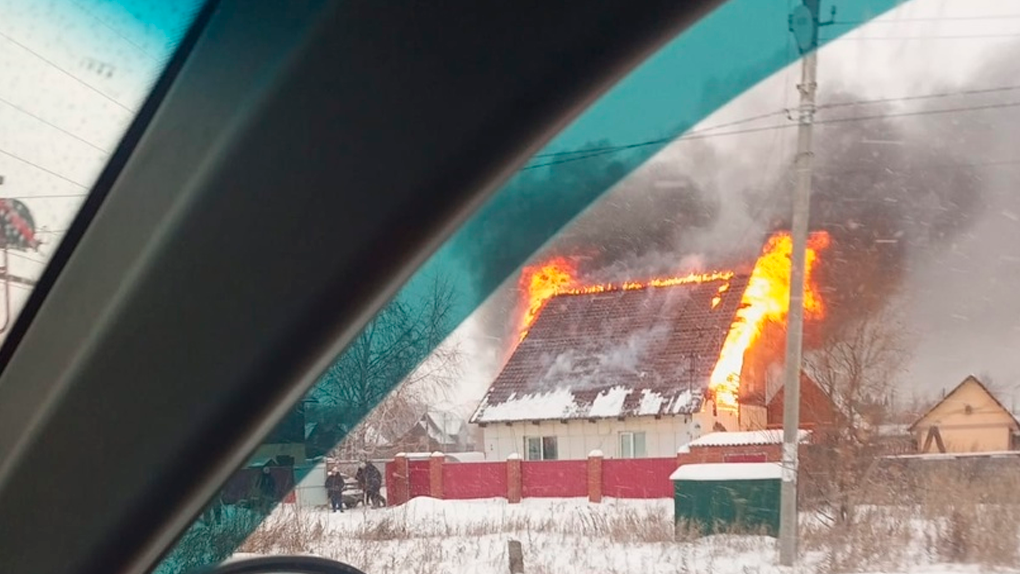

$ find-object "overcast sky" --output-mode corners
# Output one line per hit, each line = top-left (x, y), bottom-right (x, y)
(5, 0), (1020, 416)
(446, 0), (1020, 414)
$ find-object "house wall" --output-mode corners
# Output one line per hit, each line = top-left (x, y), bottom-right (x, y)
(480, 415), (703, 460)
(914, 380), (1017, 453)
(766, 378), (838, 430)
(249, 442), (307, 466)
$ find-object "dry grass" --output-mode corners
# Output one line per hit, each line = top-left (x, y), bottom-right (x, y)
(167, 465), (1020, 574)
(802, 465), (1020, 573)
(229, 500), (777, 574)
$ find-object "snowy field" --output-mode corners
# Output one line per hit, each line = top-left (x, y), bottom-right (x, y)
(228, 497), (1020, 574)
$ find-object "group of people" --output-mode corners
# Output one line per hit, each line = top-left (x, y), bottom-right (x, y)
(325, 461), (384, 512)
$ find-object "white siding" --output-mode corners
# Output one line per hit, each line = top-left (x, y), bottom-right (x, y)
(479, 415), (704, 460)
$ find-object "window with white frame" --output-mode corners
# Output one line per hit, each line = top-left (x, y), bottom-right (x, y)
(619, 431), (647, 458)
(524, 436), (558, 460)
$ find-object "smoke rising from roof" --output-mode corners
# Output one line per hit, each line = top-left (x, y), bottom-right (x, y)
(457, 31), (1020, 405)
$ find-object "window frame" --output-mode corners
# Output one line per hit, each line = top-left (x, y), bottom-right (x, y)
(524, 436), (559, 460)
(618, 431), (647, 459)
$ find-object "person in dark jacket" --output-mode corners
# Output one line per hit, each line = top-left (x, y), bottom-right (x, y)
(360, 461), (384, 508)
(325, 470), (345, 513)
(354, 465), (368, 506)
(254, 465), (277, 513)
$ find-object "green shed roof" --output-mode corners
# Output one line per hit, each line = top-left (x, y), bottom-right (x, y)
(670, 462), (782, 481)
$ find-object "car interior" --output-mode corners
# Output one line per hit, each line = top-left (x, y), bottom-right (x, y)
(0, 1), (918, 573)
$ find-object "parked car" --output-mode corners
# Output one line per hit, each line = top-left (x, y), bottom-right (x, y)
(340, 474), (364, 509)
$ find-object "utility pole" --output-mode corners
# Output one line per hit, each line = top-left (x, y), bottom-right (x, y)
(779, 0), (833, 566)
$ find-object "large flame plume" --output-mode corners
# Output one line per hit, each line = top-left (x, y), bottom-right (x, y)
(516, 230), (831, 414)
(708, 231), (831, 412)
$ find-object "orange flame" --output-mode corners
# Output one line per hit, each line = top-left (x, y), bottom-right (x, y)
(708, 230), (831, 412)
(518, 257), (578, 341)
(517, 258), (734, 341)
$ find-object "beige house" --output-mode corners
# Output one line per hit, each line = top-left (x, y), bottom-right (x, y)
(910, 375), (1020, 453)
(472, 276), (752, 460)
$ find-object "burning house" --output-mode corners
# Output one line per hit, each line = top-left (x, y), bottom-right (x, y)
(471, 231), (831, 461)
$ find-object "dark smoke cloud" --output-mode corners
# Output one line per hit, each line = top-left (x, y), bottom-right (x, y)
(747, 89), (985, 334)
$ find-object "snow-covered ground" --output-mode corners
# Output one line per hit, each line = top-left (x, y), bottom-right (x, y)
(231, 497), (1020, 574)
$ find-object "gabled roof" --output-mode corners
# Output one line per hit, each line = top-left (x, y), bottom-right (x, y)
(684, 429), (810, 449)
(909, 375), (1020, 432)
(471, 275), (749, 423)
(422, 410), (466, 444)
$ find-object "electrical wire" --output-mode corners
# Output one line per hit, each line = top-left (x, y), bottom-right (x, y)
(7, 251), (48, 265)
(834, 15), (1020, 24)
(0, 148), (90, 189)
(828, 33), (1020, 41)
(0, 95), (111, 154)
(817, 85), (1020, 110)
(524, 97), (1020, 170)
(531, 109), (788, 159)
(4, 194), (88, 201)
(0, 31), (134, 113)
(70, 0), (161, 63)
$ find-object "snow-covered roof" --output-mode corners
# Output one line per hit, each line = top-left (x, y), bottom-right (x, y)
(424, 410), (466, 444)
(670, 462), (783, 481)
(471, 276), (750, 423)
(684, 430), (810, 449)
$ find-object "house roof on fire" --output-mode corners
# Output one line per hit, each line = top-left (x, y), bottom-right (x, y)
(471, 275), (750, 423)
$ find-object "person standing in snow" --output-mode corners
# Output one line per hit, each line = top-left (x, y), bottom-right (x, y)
(361, 461), (384, 508)
(354, 463), (368, 506)
(253, 465), (277, 513)
(325, 469), (345, 512)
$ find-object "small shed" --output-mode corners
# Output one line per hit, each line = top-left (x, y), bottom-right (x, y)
(670, 462), (782, 536)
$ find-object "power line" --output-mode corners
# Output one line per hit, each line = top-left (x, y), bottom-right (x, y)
(0, 31), (134, 113)
(816, 99), (1020, 125)
(71, 0), (161, 62)
(7, 251), (47, 265)
(5, 193), (88, 201)
(532, 109), (787, 159)
(0, 95), (111, 154)
(834, 15), (1020, 24)
(828, 33), (1020, 41)
(817, 85), (1020, 110)
(0, 148), (90, 189)
(524, 96), (1020, 170)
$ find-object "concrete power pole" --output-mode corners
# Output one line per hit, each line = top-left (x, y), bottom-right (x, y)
(779, 0), (831, 566)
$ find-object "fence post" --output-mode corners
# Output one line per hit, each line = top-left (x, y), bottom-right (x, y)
(587, 450), (603, 504)
(393, 452), (410, 506)
(508, 539), (525, 573)
(507, 453), (522, 504)
(429, 451), (445, 499)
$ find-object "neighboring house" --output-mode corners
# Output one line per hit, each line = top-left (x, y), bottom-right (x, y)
(763, 372), (838, 430)
(909, 375), (1020, 453)
(471, 275), (754, 461)
(390, 410), (473, 454)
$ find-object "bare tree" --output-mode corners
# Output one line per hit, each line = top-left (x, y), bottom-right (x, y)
(802, 303), (912, 524)
(313, 277), (461, 459)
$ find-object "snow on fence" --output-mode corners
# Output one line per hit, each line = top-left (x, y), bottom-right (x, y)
(385, 432), (805, 505)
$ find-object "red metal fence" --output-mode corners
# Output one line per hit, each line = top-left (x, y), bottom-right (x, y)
(385, 441), (795, 505)
(521, 460), (587, 498)
(602, 458), (677, 499)
(443, 461), (506, 499)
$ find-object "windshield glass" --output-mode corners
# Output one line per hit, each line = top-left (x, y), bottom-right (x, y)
(0, 0), (202, 337)
(94, 0), (1020, 572)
